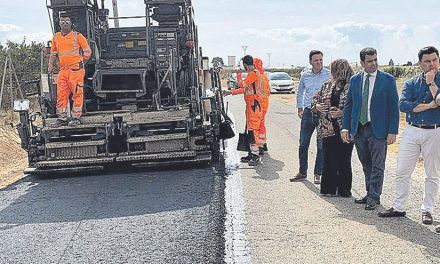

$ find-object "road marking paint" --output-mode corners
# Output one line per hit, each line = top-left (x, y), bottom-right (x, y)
(223, 111), (252, 264)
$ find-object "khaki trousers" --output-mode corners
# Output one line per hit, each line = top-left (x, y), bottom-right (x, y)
(393, 125), (440, 213)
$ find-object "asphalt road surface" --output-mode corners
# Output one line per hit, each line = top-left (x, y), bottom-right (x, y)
(0, 168), (226, 263)
(2, 93), (439, 264)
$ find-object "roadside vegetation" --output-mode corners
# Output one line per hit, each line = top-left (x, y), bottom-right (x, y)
(0, 40), (48, 110)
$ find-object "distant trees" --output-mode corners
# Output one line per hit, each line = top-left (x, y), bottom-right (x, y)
(212, 57), (224, 68)
(388, 59), (395, 66)
(381, 66), (419, 78)
(0, 40), (47, 109)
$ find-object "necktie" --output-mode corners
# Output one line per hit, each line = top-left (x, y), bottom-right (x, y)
(360, 74), (371, 125)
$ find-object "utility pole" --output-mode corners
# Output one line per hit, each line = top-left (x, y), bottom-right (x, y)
(9, 61), (13, 110)
(267, 53), (272, 68)
(112, 0), (120, 28)
(8, 53), (24, 99)
(0, 52), (24, 110)
(0, 55), (8, 109)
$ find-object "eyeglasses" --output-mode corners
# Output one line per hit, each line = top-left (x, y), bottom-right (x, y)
(59, 21), (71, 25)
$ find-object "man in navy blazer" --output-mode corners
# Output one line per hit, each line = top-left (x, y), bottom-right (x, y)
(342, 47), (399, 210)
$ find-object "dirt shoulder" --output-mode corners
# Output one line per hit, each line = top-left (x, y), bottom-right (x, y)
(0, 114), (28, 189)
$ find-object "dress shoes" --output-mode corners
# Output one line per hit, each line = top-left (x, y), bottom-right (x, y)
(422, 212), (433, 225)
(378, 207), (406, 218)
(290, 172), (307, 182)
(354, 196), (380, 205)
(354, 196), (367, 204)
(365, 202), (377, 210)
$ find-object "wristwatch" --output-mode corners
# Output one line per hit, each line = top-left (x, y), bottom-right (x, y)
(428, 82), (436, 86)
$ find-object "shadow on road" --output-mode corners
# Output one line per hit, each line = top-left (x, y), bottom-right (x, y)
(303, 181), (440, 260)
(254, 154), (285, 181)
(0, 167), (221, 226)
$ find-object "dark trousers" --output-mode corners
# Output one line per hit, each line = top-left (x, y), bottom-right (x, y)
(354, 123), (387, 203)
(321, 135), (354, 196)
(299, 108), (323, 176)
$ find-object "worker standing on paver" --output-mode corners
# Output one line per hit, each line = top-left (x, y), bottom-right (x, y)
(224, 55), (267, 165)
(48, 15), (92, 127)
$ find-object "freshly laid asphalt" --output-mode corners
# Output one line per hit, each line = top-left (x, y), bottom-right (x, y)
(0, 168), (226, 264)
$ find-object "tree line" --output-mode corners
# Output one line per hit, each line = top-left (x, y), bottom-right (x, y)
(0, 40), (48, 109)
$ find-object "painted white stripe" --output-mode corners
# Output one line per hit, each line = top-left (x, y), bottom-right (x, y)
(224, 110), (252, 264)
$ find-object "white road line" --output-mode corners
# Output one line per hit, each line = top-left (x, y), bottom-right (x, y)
(223, 111), (252, 264)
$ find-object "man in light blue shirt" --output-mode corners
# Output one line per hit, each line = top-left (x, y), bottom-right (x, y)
(291, 50), (331, 184)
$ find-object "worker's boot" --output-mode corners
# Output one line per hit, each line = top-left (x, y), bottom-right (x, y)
(241, 155), (252, 163)
(259, 147), (265, 156)
(52, 117), (69, 127)
(68, 118), (81, 126)
(263, 143), (268, 152)
(248, 154), (260, 166)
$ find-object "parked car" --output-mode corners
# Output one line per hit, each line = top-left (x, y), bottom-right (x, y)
(269, 72), (295, 93)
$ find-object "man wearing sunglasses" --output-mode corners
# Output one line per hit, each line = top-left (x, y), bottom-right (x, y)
(48, 15), (92, 126)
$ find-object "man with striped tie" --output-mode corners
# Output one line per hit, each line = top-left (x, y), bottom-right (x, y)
(341, 47), (400, 210)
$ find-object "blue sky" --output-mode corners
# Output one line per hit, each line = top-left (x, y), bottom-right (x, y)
(0, 0), (439, 67)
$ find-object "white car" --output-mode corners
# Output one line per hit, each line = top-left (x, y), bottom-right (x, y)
(269, 72), (295, 93)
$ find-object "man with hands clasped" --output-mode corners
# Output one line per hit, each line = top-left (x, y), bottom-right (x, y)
(379, 46), (440, 225)
(341, 47), (400, 210)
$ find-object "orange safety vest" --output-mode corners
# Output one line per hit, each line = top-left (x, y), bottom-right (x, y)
(50, 31), (92, 69)
(243, 71), (265, 96)
(231, 70), (267, 97)
(253, 58), (271, 97)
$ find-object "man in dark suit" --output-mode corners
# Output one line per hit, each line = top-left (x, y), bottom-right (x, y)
(342, 47), (400, 210)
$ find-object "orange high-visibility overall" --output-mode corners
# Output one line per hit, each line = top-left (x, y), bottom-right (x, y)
(253, 58), (270, 146)
(50, 31), (91, 119)
(230, 70), (267, 155)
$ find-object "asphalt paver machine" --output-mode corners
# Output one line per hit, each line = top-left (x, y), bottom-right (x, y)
(14, 0), (228, 175)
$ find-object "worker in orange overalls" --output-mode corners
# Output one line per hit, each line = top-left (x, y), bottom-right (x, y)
(224, 55), (267, 166)
(253, 58), (270, 155)
(48, 15), (92, 126)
